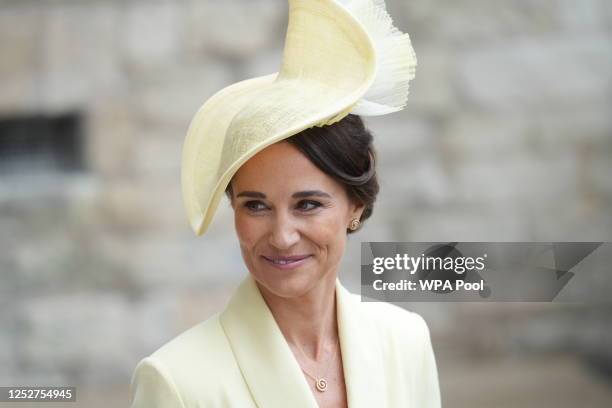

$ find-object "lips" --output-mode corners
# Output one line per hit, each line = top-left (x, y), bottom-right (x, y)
(262, 255), (311, 265)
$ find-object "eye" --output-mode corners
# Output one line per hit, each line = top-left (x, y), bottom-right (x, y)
(243, 200), (268, 212)
(296, 200), (322, 212)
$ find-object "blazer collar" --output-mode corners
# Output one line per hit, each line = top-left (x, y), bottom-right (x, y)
(219, 275), (387, 408)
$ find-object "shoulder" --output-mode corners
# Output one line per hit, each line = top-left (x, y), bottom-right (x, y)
(150, 313), (227, 369)
(353, 293), (433, 349)
(130, 313), (240, 407)
(351, 293), (440, 397)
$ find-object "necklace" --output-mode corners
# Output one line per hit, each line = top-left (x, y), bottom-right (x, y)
(294, 337), (341, 392)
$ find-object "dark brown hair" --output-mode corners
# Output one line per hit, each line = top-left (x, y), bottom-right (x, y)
(225, 114), (379, 234)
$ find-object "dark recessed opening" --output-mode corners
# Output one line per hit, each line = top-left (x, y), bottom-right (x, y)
(0, 112), (85, 174)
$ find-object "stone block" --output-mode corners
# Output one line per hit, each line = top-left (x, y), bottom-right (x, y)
(407, 207), (526, 241)
(12, 289), (189, 386)
(39, 1), (125, 111)
(367, 114), (437, 166)
(456, 34), (612, 113)
(131, 62), (232, 127)
(0, 4), (41, 112)
(121, 0), (183, 69)
(556, 0), (608, 32)
(401, 0), (560, 47)
(86, 99), (139, 178)
(129, 128), (182, 179)
(103, 232), (244, 290)
(449, 154), (580, 208)
(377, 157), (452, 210)
(590, 153), (612, 201)
(530, 107), (612, 154)
(0, 309), (15, 384)
(17, 292), (134, 385)
(184, 0), (286, 59)
(441, 113), (530, 162)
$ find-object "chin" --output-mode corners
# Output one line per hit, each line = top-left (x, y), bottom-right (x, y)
(250, 259), (322, 299)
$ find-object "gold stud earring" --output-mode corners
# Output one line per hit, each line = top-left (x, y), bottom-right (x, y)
(349, 218), (361, 231)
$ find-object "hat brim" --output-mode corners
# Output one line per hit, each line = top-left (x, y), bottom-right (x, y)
(181, 73), (278, 235)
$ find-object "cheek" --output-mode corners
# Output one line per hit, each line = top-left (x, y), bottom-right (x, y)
(307, 212), (348, 253)
(234, 212), (263, 250)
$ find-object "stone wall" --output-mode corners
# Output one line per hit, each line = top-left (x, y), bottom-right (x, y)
(0, 0), (611, 406)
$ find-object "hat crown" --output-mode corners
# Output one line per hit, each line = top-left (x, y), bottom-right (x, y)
(280, 0), (375, 83)
(219, 0), (377, 177)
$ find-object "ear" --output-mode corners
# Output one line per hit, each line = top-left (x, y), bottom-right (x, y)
(348, 201), (366, 222)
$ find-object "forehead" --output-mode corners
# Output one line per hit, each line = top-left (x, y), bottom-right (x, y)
(231, 141), (342, 194)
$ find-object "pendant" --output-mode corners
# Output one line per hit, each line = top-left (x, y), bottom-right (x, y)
(315, 378), (328, 392)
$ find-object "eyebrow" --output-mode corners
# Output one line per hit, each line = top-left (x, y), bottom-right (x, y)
(235, 190), (332, 199)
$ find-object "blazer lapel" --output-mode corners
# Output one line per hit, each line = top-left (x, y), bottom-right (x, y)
(219, 275), (387, 408)
(219, 276), (318, 408)
(336, 279), (388, 408)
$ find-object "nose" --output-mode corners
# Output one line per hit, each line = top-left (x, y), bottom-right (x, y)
(268, 210), (300, 250)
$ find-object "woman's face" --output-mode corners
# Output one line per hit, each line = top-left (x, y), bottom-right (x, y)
(230, 141), (364, 299)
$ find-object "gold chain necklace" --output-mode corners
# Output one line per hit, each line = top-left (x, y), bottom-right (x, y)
(294, 337), (340, 392)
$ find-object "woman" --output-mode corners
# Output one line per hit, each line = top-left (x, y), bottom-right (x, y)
(130, 0), (440, 407)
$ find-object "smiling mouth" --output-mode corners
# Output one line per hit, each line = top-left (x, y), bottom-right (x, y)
(261, 255), (312, 265)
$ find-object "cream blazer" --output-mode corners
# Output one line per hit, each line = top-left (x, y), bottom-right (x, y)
(129, 275), (441, 408)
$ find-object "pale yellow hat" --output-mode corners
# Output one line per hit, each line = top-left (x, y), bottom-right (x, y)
(182, 0), (417, 236)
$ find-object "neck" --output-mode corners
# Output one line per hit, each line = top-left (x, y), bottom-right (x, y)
(256, 274), (339, 361)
